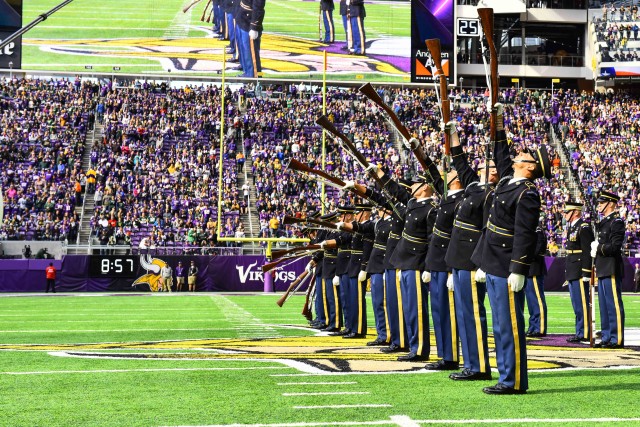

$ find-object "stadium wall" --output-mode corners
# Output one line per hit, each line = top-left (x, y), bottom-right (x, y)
(0, 256), (638, 293)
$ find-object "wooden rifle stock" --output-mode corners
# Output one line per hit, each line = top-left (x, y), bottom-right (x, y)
(271, 244), (320, 261)
(200, 0), (212, 22)
(425, 39), (451, 156)
(183, 0), (204, 13)
(283, 216), (356, 234)
(302, 276), (316, 321)
(276, 270), (309, 307)
(262, 254), (302, 273)
(358, 83), (434, 178)
(478, 8), (499, 142)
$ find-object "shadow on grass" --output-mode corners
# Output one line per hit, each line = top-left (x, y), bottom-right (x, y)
(529, 368), (640, 394)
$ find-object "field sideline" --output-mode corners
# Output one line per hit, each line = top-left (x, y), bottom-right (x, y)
(1, 292), (639, 426)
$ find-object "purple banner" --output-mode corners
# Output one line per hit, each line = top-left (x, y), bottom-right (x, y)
(0, 256), (637, 293)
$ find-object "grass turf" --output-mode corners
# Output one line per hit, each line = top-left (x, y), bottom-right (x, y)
(20, 0), (410, 81)
(0, 292), (639, 426)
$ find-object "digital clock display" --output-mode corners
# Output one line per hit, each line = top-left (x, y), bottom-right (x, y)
(88, 256), (138, 277)
(457, 18), (481, 37)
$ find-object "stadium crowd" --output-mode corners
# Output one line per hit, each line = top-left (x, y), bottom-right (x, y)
(593, 3), (640, 62)
(1, 77), (639, 254)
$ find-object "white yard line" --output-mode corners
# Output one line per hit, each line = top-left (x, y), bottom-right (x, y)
(277, 382), (358, 386)
(209, 295), (279, 338)
(283, 392), (369, 396)
(164, 0), (194, 38)
(2, 367), (287, 375)
(389, 416), (422, 427)
(294, 404), (392, 409)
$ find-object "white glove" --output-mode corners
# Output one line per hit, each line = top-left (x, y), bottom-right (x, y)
(319, 241), (328, 249)
(421, 271), (431, 283)
(335, 221), (345, 230)
(562, 281), (569, 287)
(332, 276), (340, 287)
(305, 261), (314, 274)
(508, 273), (526, 292)
(583, 277), (591, 286)
(365, 163), (378, 174)
(249, 30), (259, 40)
(447, 274), (454, 292)
(358, 270), (367, 283)
(475, 268), (486, 283)
(444, 120), (458, 136)
(346, 0), (350, 5)
(590, 240), (599, 258)
(404, 137), (419, 150)
(342, 180), (355, 190)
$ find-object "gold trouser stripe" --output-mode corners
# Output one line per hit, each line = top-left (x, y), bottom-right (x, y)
(225, 12), (229, 38)
(612, 276), (623, 345)
(357, 16), (365, 53)
(333, 281), (341, 329)
(249, 36), (258, 78)
(533, 276), (546, 334)
(508, 288), (521, 390)
(471, 271), (486, 373)
(357, 278), (363, 334)
(448, 272), (458, 362)
(382, 274), (390, 342)
(322, 279), (329, 326)
(396, 270), (405, 348)
(325, 11), (334, 40)
(415, 270), (424, 355)
(579, 279), (589, 338)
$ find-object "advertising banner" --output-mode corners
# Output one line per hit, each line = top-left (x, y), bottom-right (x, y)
(411, 0), (455, 83)
(0, 0), (22, 69)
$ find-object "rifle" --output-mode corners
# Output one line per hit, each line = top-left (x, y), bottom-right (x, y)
(425, 39), (451, 199)
(200, 0), (212, 22)
(271, 244), (321, 261)
(358, 83), (438, 190)
(302, 275), (316, 321)
(276, 270), (310, 307)
(478, 8), (499, 184)
(315, 115), (402, 217)
(183, 0), (205, 13)
(262, 253), (309, 273)
(283, 215), (356, 234)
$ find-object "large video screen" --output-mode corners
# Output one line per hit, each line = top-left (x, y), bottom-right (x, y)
(411, 0), (455, 83)
(0, 0), (23, 69)
(19, 0), (420, 82)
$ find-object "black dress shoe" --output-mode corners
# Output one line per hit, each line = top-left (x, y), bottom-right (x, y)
(343, 332), (365, 339)
(567, 336), (582, 343)
(227, 57), (239, 63)
(397, 352), (429, 362)
(604, 342), (624, 349)
(483, 383), (526, 395)
(450, 369), (492, 381)
(366, 338), (388, 346)
(328, 329), (350, 336)
(425, 360), (460, 370)
(324, 327), (341, 333)
(526, 331), (545, 338)
(594, 341), (610, 348)
(380, 344), (401, 353)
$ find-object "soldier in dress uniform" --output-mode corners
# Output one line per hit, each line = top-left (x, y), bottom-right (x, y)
(336, 204), (375, 338)
(444, 119), (497, 382)
(368, 165), (438, 362)
(329, 206), (355, 336)
(563, 201), (594, 343)
(306, 210), (328, 329)
(339, 0), (352, 51)
(320, 0), (335, 43)
(348, 0), (366, 55)
(313, 211), (344, 332)
(590, 190), (626, 349)
(524, 222), (548, 337)
(474, 103), (551, 395)
(235, 0), (265, 78)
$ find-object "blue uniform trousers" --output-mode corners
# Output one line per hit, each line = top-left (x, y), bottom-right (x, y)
(430, 270), (459, 362)
(400, 270), (430, 357)
(339, 274), (350, 331)
(322, 10), (335, 42)
(370, 273), (389, 342)
(236, 27), (261, 78)
(347, 276), (367, 335)
(597, 275), (625, 345)
(342, 14), (351, 49)
(568, 279), (591, 340)
(486, 273), (528, 392)
(385, 269), (407, 349)
(213, 4), (222, 32)
(524, 275), (548, 335)
(314, 275), (327, 326)
(452, 268), (490, 374)
(225, 13), (237, 58)
(349, 15), (365, 54)
(324, 277), (342, 330)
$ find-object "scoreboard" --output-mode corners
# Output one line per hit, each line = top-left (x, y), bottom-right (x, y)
(0, 0), (22, 69)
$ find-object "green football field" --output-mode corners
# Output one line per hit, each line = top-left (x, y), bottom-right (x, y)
(1, 292), (639, 426)
(20, 0), (411, 81)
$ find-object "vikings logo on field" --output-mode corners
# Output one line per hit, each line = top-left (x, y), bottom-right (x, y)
(132, 254), (168, 292)
(1, 329), (639, 374)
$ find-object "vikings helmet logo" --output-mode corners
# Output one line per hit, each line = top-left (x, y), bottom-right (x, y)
(132, 255), (168, 292)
